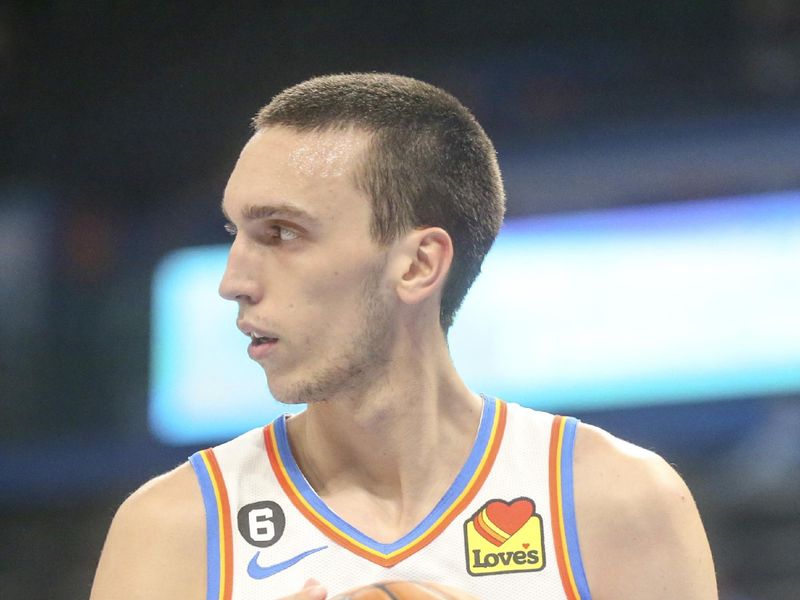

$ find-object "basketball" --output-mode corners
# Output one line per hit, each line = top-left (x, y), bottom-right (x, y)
(329, 580), (479, 600)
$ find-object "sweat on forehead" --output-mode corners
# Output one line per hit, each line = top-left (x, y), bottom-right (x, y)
(286, 132), (368, 179)
(245, 125), (371, 182)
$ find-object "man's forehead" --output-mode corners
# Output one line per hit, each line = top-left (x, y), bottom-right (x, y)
(241, 125), (371, 179)
(223, 126), (374, 223)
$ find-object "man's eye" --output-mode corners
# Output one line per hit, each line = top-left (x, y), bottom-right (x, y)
(266, 225), (299, 242)
(277, 227), (299, 241)
(224, 222), (237, 236)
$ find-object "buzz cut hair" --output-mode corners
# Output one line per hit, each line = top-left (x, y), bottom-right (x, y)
(253, 72), (506, 332)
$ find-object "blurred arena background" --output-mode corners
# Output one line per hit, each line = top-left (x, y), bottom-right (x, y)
(1, 2), (799, 598)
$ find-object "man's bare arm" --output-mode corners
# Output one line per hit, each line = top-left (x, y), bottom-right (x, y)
(90, 463), (206, 600)
(575, 424), (718, 599)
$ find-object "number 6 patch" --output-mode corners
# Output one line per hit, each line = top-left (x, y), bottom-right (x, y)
(238, 501), (286, 548)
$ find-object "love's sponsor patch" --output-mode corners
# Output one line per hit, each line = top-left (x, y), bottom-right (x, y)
(464, 497), (545, 576)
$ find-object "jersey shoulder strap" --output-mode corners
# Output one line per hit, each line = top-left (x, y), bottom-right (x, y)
(549, 414), (592, 600)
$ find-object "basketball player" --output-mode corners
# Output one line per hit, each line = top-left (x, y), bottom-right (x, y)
(91, 74), (717, 600)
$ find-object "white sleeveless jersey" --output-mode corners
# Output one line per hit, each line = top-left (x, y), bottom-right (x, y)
(189, 397), (591, 600)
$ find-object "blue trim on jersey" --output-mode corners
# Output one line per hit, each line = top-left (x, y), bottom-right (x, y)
(189, 452), (221, 600)
(560, 418), (593, 600)
(272, 395), (496, 553)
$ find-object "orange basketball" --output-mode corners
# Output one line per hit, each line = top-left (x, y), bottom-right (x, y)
(329, 580), (479, 600)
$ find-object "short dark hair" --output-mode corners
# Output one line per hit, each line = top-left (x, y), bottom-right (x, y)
(253, 73), (505, 331)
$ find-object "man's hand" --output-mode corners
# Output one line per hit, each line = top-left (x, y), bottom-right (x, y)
(280, 578), (327, 600)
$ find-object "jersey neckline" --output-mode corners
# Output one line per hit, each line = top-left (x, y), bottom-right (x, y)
(262, 395), (507, 567)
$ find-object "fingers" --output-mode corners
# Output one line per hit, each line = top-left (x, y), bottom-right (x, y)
(278, 578), (327, 600)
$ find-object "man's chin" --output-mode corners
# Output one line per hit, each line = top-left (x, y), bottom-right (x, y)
(265, 375), (311, 406)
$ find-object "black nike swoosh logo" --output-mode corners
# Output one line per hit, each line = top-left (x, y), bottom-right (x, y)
(247, 546), (328, 579)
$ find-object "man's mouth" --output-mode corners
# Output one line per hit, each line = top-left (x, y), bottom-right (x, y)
(246, 330), (279, 360)
(237, 322), (279, 358)
(250, 333), (279, 346)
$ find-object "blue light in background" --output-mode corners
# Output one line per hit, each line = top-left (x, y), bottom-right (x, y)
(149, 191), (800, 445)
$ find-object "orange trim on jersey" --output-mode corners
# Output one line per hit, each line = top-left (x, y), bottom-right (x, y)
(264, 400), (507, 567)
(549, 416), (581, 600)
(202, 449), (234, 600)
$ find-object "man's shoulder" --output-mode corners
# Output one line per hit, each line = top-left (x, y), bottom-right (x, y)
(116, 461), (205, 529)
(90, 462), (206, 600)
(574, 422), (681, 505)
(573, 421), (701, 543)
(571, 423), (717, 599)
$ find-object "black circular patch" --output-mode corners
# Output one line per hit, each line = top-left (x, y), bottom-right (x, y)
(237, 501), (286, 548)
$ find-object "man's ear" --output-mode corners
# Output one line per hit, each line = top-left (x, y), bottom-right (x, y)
(393, 227), (453, 306)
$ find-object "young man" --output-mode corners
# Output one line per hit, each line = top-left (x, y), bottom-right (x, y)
(91, 73), (717, 600)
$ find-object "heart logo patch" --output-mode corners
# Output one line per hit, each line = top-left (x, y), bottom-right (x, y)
(473, 498), (535, 546)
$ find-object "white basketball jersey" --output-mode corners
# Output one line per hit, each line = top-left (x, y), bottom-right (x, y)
(189, 397), (591, 600)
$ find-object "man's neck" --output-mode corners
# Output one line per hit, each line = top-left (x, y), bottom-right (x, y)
(283, 335), (483, 540)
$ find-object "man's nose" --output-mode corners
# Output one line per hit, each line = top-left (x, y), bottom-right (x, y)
(218, 238), (261, 304)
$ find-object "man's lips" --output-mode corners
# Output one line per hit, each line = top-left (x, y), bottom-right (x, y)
(247, 336), (278, 360)
(237, 321), (279, 360)
(237, 320), (278, 340)
(249, 332), (279, 345)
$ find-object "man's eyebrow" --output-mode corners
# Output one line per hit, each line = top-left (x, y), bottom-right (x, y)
(220, 201), (319, 224)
